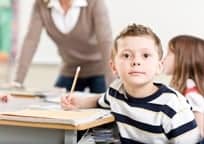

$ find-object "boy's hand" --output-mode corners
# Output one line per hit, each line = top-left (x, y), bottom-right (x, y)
(60, 94), (81, 110)
(60, 92), (101, 110)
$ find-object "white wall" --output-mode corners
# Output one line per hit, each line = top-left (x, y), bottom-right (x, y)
(18, 0), (204, 64)
(106, 0), (204, 55)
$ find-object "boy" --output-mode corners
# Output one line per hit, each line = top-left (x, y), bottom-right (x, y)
(61, 24), (200, 143)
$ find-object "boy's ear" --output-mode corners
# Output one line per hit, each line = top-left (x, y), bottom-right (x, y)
(109, 60), (118, 75)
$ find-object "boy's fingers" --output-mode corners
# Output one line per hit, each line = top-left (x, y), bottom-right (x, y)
(61, 102), (75, 110)
(66, 95), (72, 101)
(61, 100), (69, 107)
(60, 97), (73, 109)
(61, 102), (69, 109)
(61, 96), (66, 101)
(61, 96), (69, 104)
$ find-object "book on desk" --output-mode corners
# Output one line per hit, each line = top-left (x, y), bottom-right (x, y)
(0, 108), (114, 126)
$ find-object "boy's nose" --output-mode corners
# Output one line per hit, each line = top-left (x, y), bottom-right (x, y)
(131, 61), (140, 66)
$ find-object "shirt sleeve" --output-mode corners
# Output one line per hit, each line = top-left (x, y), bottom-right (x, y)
(162, 94), (201, 143)
(97, 88), (111, 109)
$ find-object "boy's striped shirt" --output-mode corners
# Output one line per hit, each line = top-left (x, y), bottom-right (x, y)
(98, 79), (200, 144)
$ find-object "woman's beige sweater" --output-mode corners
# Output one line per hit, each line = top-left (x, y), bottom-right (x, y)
(14, 0), (113, 85)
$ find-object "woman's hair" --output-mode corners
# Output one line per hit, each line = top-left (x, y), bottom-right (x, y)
(111, 23), (163, 60)
(168, 35), (204, 96)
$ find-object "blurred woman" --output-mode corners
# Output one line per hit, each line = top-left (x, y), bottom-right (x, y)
(13, 0), (113, 93)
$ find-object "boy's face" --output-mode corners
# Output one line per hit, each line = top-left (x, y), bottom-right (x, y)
(163, 49), (175, 75)
(110, 36), (162, 88)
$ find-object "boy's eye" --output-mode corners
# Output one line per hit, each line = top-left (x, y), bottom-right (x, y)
(122, 53), (131, 58)
(143, 53), (150, 58)
(124, 53), (130, 58)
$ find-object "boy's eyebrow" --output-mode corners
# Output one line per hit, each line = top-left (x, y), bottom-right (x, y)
(120, 47), (153, 52)
(119, 48), (134, 53)
(141, 48), (154, 51)
(133, 47), (155, 51)
(140, 47), (158, 51)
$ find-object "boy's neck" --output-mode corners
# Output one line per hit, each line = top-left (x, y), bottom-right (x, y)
(124, 83), (158, 98)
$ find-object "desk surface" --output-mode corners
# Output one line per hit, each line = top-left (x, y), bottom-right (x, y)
(0, 93), (115, 144)
(0, 115), (114, 130)
(0, 96), (115, 130)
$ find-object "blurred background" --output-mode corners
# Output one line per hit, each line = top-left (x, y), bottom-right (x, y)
(2, 0), (204, 89)
(0, 0), (60, 89)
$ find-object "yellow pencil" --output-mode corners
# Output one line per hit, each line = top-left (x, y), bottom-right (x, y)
(69, 66), (81, 98)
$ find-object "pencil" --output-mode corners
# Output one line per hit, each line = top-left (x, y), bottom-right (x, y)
(69, 66), (81, 98)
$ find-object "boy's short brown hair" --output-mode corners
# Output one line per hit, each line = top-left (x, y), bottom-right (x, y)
(111, 24), (163, 60)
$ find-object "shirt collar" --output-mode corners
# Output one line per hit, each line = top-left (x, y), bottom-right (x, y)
(47, 0), (87, 8)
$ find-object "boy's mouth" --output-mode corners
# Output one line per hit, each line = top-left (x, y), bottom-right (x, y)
(128, 71), (145, 75)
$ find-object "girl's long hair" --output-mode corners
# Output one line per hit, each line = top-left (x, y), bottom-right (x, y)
(169, 35), (204, 96)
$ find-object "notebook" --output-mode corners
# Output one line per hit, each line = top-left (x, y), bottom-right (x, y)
(0, 108), (113, 125)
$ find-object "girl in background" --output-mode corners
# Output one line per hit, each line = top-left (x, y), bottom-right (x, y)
(163, 35), (204, 143)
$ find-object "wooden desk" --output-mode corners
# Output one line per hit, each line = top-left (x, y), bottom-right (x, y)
(0, 97), (115, 144)
(0, 116), (114, 144)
